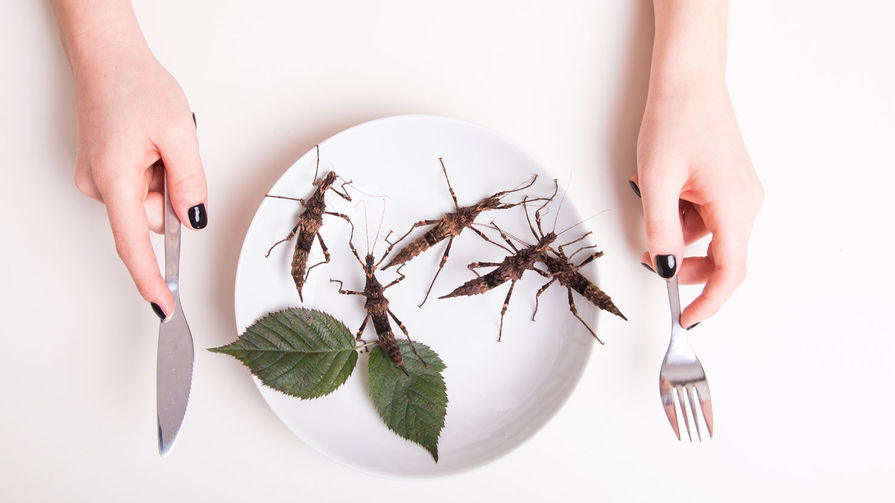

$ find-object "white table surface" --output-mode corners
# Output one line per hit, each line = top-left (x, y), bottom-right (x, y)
(1, 1), (893, 501)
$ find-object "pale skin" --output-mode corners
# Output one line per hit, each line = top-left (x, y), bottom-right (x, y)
(52, 0), (207, 319)
(637, 0), (763, 329)
(52, 0), (761, 328)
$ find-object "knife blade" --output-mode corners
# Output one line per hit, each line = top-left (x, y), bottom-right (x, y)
(157, 167), (195, 456)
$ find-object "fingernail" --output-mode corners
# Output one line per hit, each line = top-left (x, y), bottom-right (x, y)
(686, 322), (701, 330)
(641, 262), (654, 273)
(151, 302), (166, 320)
(188, 204), (207, 229)
(655, 254), (677, 278)
(629, 180), (641, 198)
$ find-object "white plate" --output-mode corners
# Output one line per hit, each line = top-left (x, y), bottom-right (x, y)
(234, 115), (602, 477)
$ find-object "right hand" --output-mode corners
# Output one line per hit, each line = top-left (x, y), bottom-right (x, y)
(72, 46), (206, 319)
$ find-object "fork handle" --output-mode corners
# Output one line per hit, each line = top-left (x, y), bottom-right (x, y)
(665, 276), (684, 334)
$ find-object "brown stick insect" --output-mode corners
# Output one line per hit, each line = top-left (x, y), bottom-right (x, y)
(382, 158), (541, 307)
(519, 197), (628, 344)
(265, 145), (352, 302)
(330, 210), (427, 375)
(437, 181), (562, 342)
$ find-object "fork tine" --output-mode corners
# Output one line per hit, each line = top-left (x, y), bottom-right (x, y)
(676, 386), (692, 442)
(695, 382), (714, 438)
(660, 380), (680, 440)
(686, 385), (702, 441)
(662, 399), (680, 440)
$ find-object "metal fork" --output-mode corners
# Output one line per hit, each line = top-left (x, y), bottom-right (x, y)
(659, 276), (714, 441)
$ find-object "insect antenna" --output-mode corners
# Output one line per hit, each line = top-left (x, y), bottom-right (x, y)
(521, 197), (541, 241)
(486, 223), (531, 248)
(535, 179), (559, 235)
(552, 169), (572, 232)
(493, 174), (539, 198)
(469, 222), (516, 254)
(372, 198), (387, 257)
(312, 144), (320, 182)
(555, 209), (611, 237)
(360, 199), (371, 256)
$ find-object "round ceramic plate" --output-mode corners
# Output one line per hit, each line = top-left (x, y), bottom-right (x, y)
(234, 115), (601, 477)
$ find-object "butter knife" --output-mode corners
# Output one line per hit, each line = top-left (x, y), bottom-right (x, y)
(157, 168), (195, 456)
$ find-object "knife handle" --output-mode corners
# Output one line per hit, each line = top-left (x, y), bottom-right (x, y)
(163, 169), (181, 296)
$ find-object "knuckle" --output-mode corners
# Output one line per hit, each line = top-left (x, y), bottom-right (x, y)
(73, 170), (94, 195)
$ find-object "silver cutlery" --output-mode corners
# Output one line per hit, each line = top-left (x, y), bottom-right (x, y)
(156, 167), (195, 455)
(658, 276), (713, 441)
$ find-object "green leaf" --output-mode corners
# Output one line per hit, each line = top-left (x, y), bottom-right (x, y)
(210, 308), (358, 399)
(368, 340), (447, 462)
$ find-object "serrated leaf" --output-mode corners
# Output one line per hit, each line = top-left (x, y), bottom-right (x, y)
(210, 308), (358, 399)
(368, 340), (447, 462)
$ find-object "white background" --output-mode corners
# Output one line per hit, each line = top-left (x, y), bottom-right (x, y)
(1, 0), (893, 501)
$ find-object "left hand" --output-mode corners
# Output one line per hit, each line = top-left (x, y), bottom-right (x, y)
(634, 83), (764, 329)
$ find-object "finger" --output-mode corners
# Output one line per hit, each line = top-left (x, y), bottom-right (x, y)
(677, 256), (714, 285)
(102, 179), (174, 318)
(144, 191), (164, 234)
(156, 116), (207, 230)
(680, 230), (747, 329)
(638, 169), (685, 278)
(681, 202), (709, 245)
(143, 162), (165, 234)
(74, 167), (103, 202)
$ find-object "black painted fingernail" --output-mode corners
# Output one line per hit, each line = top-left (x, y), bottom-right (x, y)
(687, 322), (701, 330)
(188, 204), (207, 229)
(629, 180), (641, 198)
(655, 254), (677, 278)
(151, 303), (166, 320)
(641, 262), (654, 273)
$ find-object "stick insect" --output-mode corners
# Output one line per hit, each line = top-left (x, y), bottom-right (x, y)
(382, 158), (540, 307)
(437, 182), (561, 342)
(330, 211), (426, 375)
(521, 199), (628, 344)
(265, 145), (352, 302)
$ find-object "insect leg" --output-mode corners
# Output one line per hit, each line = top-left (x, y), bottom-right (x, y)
(375, 230), (399, 269)
(557, 231), (593, 256)
(332, 213), (364, 267)
(468, 225), (514, 254)
(535, 179), (559, 235)
(489, 221), (519, 252)
(567, 288), (604, 344)
(532, 277), (557, 321)
(265, 194), (305, 205)
(491, 173), (538, 199)
(329, 175), (353, 201)
(418, 237), (454, 307)
(330, 279), (364, 296)
(383, 263), (407, 290)
(304, 232), (331, 279)
(438, 157), (461, 210)
(467, 260), (501, 278)
(570, 247), (604, 266)
(354, 313), (371, 342)
(497, 279), (518, 342)
(532, 264), (551, 278)
(387, 309), (429, 367)
(392, 219), (441, 249)
(265, 223), (300, 258)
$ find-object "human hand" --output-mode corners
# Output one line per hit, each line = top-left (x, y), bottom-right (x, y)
(634, 84), (763, 329)
(71, 45), (206, 320)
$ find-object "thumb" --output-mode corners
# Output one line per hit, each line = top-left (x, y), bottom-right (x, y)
(639, 173), (684, 278)
(158, 115), (208, 229)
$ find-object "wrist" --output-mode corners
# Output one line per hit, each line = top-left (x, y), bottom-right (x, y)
(648, 0), (729, 99)
(53, 0), (154, 82)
